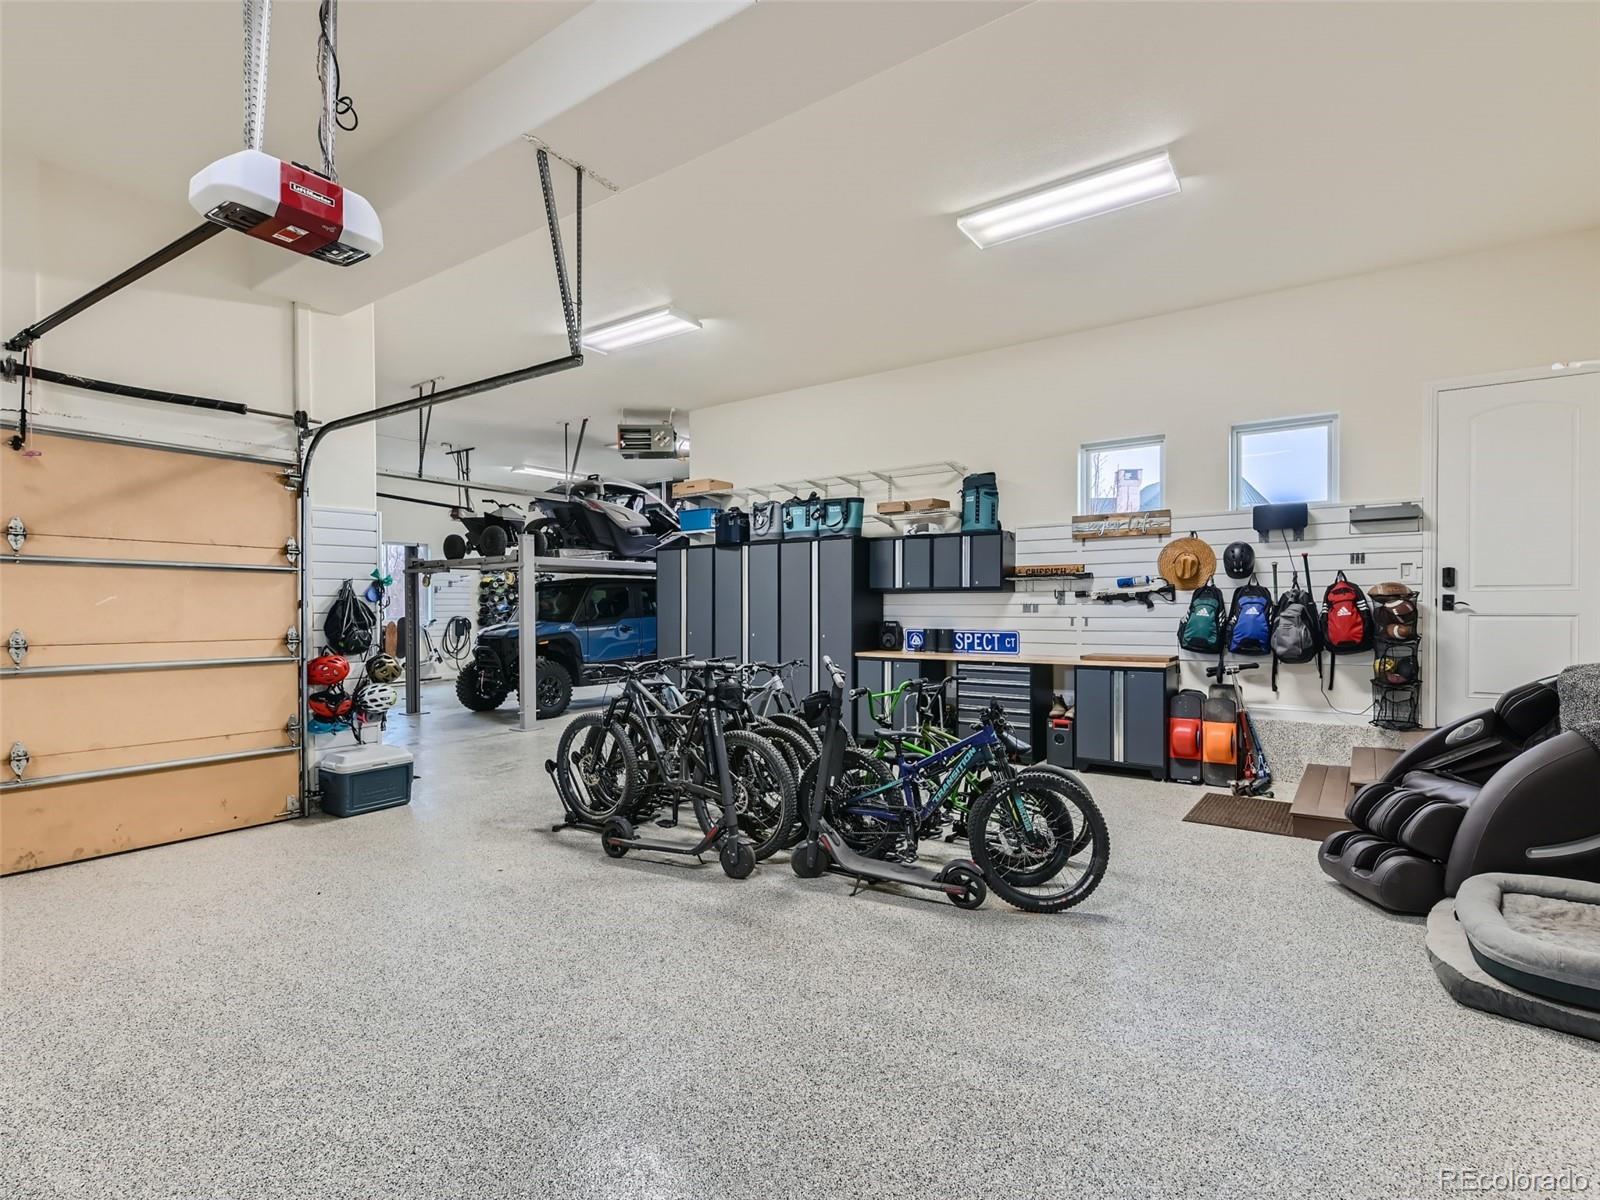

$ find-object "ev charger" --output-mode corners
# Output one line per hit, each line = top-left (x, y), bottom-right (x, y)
(188, 149), (382, 265)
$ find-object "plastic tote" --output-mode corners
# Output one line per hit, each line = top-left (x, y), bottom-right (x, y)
(678, 506), (719, 533)
(318, 744), (414, 817)
(816, 496), (864, 538)
(782, 494), (820, 539)
(961, 472), (1000, 532)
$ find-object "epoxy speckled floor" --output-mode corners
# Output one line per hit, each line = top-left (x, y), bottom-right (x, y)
(4, 683), (1596, 1199)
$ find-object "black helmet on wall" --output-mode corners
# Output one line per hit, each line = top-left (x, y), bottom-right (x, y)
(1223, 541), (1255, 579)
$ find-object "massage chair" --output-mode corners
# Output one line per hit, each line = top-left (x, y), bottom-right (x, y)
(1319, 665), (1600, 914)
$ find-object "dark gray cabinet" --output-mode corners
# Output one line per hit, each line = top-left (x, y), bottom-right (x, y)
(684, 545), (716, 658)
(1073, 664), (1176, 780)
(778, 541), (813, 691)
(657, 546), (683, 659)
(712, 546), (743, 660)
(867, 531), (1014, 592)
(747, 543), (781, 664)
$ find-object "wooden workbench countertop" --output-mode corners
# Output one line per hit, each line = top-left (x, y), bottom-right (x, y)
(857, 650), (1177, 669)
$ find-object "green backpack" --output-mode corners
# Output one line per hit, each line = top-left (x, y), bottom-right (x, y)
(1178, 579), (1227, 654)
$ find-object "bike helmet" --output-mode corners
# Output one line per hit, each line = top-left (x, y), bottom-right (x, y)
(353, 682), (399, 717)
(307, 654), (350, 686)
(308, 686), (353, 720)
(307, 716), (345, 735)
(1222, 541), (1255, 579)
(365, 653), (404, 684)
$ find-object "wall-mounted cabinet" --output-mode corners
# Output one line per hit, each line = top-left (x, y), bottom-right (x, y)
(867, 531), (1014, 593)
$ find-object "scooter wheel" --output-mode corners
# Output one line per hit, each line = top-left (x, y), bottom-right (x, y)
(600, 816), (633, 859)
(720, 839), (757, 879)
(790, 841), (828, 879)
(942, 864), (987, 910)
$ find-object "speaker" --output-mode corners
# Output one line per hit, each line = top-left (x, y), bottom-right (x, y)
(878, 620), (903, 651)
(929, 628), (954, 654)
(1046, 725), (1074, 769)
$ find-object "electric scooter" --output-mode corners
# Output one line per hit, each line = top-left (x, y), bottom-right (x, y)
(790, 656), (987, 908)
(1205, 662), (1275, 797)
(598, 660), (759, 878)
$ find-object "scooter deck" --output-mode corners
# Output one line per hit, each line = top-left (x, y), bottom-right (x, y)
(822, 833), (977, 895)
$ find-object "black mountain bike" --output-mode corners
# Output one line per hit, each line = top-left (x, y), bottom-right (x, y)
(554, 658), (796, 863)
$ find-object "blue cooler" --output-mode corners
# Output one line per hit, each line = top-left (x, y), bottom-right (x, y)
(961, 472), (1000, 532)
(678, 506), (719, 534)
(816, 496), (864, 538)
(782, 495), (820, 539)
(319, 745), (414, 817)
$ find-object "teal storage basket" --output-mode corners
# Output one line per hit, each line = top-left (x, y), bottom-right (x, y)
(816, 496), (864, 538)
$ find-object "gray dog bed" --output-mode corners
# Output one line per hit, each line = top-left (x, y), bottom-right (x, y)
(1428, 873), (1600, 1040)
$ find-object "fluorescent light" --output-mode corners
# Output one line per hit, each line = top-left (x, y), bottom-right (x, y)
(957, 152), (1181, 249)
(511, 464), (569, 479)
(580, 307), (701, 354)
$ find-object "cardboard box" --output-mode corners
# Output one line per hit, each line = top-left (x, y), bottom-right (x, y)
(877, 500), (910, 514)
(904, 497), (951, 512)
(672, 478), (733, 499)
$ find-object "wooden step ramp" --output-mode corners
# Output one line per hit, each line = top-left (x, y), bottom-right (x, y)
(1349, 746), (1402, 792)
(1289, 763), (1354, 841)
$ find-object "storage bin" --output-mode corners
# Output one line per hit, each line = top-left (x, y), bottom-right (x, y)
(750, 500), (784, 541)
(319, 744), (414, 817)
(678, 506), (718, 533)
(715, 507), (750, 545)
(961, 472), (1000, 532)
(816, 496), (864, 538)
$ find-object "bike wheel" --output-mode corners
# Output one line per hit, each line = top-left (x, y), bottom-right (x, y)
(802, 749), (901, 858)
(968, 774), (1109, 913)
(1021, 764), (1097, 855)
(555, 715), (639, 823)
(693, 730), (795, 861)
(769, 713), (822, 755)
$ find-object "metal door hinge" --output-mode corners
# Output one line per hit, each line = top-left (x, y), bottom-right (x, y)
(9, 742), (29, 779)
(280, 470), (303, 492)
(285, 717), (302, 747)
(284, 537), (301, 564)
(5, 517), (25, 553)
(7, 629), (27, 666)
(282, 793), (300, 817)
(285, 627), (302, 655)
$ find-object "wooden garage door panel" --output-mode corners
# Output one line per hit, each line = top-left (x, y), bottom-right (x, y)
(1, 752), (297, 874)
(1, 664), (298, 775)
(0, 564), (296, 666)
(1, 433), (295, 563)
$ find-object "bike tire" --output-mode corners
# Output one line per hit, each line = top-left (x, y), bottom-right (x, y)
(803, 748), (900, 858)
(968, 774), (1109, 913)
(693, 730), (795, 861)
(769, 713), (823, 755)
(555, 715), (640, 823)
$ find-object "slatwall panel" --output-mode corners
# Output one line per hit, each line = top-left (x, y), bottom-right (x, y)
(308, 507), (382, 754)
(429, 570), (477, 675)
(884, 501), (1426, 722)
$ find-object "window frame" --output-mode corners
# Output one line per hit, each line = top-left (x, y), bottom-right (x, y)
(1077, 434), (1167, 516)
(1228, 413), (1340, 510)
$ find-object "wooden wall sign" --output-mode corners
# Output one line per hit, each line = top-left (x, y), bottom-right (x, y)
(1071, 510), (1173, 541)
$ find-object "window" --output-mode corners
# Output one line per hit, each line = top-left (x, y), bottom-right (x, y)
(1079, 436), (1164, 515)
(382, 543), (430, 622)
(537, 581), (588, 623)
(631, 584), (656, 618)
(576, 583), (631, 625)
(1230, 415), (1338, 509)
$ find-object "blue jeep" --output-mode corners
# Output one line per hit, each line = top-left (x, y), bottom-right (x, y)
(454, 576), (657, 718)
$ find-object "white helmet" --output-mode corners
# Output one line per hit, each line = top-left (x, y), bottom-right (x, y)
(354, 682), (399, 716)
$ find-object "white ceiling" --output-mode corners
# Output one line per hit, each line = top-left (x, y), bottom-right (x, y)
(5, 1), (1598, 486)
(369, 0), (1600, 477)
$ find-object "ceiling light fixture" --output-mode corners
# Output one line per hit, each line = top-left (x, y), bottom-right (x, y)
(580, 307), (701, 354)
(956, 151), (1181, 249)
(510, 464), (570, 479)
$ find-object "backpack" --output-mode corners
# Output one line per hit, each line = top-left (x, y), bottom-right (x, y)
(1227, 579), (1274, 656)
(1321, 570), (1374, 682)
(324, 579), (377, 656)
(1269, 578), (1322, 690)
(1178, 580), (1227, 654)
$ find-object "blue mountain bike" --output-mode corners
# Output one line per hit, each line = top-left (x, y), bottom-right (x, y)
(826, 699), (1110, 912)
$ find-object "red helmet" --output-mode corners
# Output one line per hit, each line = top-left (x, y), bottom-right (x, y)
(308, 686), (353, 720)
(307, 654), (350, 686)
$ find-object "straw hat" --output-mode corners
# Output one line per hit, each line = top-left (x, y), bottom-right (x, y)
(1157, 536), (1216, 591)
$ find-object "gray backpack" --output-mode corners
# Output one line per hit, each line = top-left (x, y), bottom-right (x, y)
(1269, 552), (1322, 689)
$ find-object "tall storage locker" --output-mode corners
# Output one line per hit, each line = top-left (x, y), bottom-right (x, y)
(778, 541), (813, 696)
(712, 546), (744, 660)
(747, 543), (781, 665)
(656, 548), (683, 659)
(817, 538), (880, 735)
(684, 545), (716, 659)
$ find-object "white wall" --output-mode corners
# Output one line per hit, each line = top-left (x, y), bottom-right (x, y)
(1, 154), (375, 502)
(690, 229), (1600, 525)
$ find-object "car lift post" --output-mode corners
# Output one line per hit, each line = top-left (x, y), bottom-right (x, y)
(404, 546), (424, 716)
(517, 530), (537, 733)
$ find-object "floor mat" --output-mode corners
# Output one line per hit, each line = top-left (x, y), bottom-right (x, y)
(1182, 792), (1293, 837)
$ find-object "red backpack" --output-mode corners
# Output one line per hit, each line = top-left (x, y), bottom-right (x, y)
(1320, 571), (1373, 681)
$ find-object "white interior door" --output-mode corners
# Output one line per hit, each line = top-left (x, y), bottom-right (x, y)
(1435, 371), (1599, 725)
